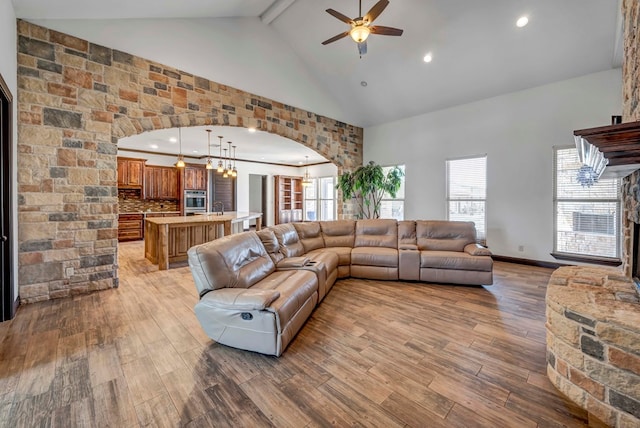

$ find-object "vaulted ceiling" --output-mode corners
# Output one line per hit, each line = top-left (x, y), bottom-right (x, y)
(11, 0), (622, 163)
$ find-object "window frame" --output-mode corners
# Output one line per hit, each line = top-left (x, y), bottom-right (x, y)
(445, 154), (487, 245)
(303, 176), (336, 221)
(379, 164), (405, 220)
(551, 145), (622, 266)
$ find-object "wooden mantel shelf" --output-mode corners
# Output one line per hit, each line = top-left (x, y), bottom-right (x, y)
(574, 121), (640, 166)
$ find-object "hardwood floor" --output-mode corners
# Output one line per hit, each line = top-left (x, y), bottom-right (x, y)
(0, 241), (589, 427)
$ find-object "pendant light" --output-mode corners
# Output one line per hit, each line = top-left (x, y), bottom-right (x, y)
(226, 141), (233, 176)
(216, 136), (224, 173)
(222, 148), (229, 178)
(205, 129), (214, 170)
(175, 127), (185, 168)
(231, 145), (238, 177)
(302, 156), (312, 186)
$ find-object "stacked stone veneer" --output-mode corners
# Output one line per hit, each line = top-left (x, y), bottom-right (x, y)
(546, 266), (640, 427)
(16, 20), (363, 303)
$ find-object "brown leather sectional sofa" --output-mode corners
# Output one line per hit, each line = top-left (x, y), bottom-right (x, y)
(187, 219), (492, 356)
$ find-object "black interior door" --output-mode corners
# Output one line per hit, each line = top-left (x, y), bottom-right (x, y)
(0, 73), (15, 321)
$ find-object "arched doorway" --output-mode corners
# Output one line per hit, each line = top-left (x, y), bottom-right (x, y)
(16, 20), (362, 302)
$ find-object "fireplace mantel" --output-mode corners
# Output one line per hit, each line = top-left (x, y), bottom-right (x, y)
(574, 121), (640, 167)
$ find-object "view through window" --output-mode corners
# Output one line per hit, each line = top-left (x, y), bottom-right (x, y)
(554, 147), (620, 259)
(304, 177), (336, 221)
(380, 165), (405, 220)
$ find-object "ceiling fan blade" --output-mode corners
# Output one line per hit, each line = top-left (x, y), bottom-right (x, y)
(370, 25), (403, 36)
(358, 41), (368, 56)
(326, 8), (354, 25)
(322, 31), (350, 45)
(364, 0), (389, 24)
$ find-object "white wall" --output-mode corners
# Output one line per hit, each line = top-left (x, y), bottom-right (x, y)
(1, 0), (17, 302)
(365, 69), (622, 263)
(29, 17), (353, 125)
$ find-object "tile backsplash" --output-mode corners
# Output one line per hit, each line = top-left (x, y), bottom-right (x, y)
(118, 189), (179, 213)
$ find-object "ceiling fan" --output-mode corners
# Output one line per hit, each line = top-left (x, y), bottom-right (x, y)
(321, 0), (403, 57)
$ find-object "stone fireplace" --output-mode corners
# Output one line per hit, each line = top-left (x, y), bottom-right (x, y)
(546, 267), (640, 426)
(543, 1), (640, 426)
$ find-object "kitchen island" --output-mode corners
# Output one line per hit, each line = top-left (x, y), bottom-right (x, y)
(144, 212), (262, 270)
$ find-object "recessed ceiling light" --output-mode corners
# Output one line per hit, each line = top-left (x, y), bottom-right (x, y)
(150, 144), (158, 149)
(169, 137), (177, 143)
(192, 150), (198, 153)
(361, 81), (368, 87)
(298, 161), (303, 165)
(423, 52), (433, 63)
(260, 157), (265, 160)
(248, 127), (256, 133)
(516, 16), (528, 28)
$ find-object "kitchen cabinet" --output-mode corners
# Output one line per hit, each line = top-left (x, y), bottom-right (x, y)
(274, 175), (303, 224)
(184, 166), (207, 190)
(144, 166), (179, 200)
(118, 214), (143, 241)
(117, 157), (145, 188)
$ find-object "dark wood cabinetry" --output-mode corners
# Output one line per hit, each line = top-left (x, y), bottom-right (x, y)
(144, 166), (179, 200)
(118, 214), (143, 241)
(184, 167), (207, 190)
(274, 175), (303, 224)
(117, 157), (145, 188)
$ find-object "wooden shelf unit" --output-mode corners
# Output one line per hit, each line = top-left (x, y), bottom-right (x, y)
(274, 175), (303, 224)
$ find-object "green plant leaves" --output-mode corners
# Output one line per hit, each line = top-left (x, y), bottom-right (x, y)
(336, 161), (404, 219)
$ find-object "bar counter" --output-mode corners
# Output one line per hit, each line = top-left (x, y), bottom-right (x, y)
(144, 212), (262, 270)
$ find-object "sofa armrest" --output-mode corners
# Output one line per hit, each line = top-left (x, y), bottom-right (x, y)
(276, 257), (310, 268)
(399, 244), (418, 251)
(200, 288), (280, 311)
(464, 243), (492, 256)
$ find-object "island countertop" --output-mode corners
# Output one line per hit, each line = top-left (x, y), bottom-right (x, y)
(144, 212), (262, 270)
(144, 211), (262, 226)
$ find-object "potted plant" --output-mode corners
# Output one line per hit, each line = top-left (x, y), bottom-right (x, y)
(336, 161), (404, 219)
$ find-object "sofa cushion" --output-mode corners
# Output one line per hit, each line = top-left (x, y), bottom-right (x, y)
(308, 247), (351, 266)
(416, 220), (477, 252)
(398, 220), (417, 248)
(355, 219), (398, 249)
(306, 249), (339, 273)
(252, 270), (318, 329)
(420, 251), (492, 272)
(351, 247), (398, 268)
(320, 220), (355, 247)
(256, 228), (284, 264)
(271, 224), (305, 257)
(188, 231), (275, 296)
(294, 222), (325, 253)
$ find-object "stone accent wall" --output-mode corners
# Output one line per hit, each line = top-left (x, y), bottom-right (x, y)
(16, 20), (363, 303)
(546, 266), (640, 427)
(620, 0), (640, 275)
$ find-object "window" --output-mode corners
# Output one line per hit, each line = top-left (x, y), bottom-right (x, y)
(553, 147), (620, 260)
(380, 165), (405, 220)
(304, 176), (336, 221)
(446, 155), (487, 243)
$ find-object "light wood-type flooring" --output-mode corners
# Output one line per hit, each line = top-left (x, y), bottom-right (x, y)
(0, 241), (589, 427)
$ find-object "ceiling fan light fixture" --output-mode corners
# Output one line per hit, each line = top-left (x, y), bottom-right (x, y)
(350, 25), (370, 43)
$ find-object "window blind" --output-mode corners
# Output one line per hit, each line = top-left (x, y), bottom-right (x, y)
(553, 147), (620, 258)
(446, 155), (487, 242)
